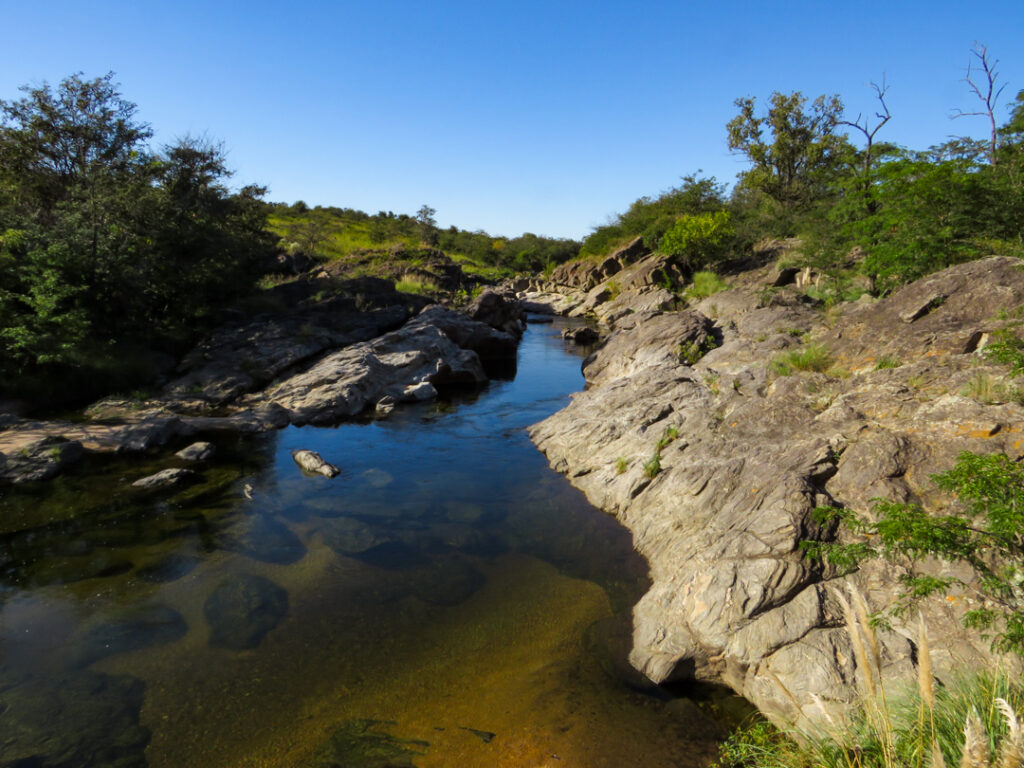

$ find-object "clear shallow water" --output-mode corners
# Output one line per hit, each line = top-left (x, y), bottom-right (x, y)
(0, 318), (739, 768)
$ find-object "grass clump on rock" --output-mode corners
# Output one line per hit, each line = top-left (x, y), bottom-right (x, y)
(770, 343), (833, 376)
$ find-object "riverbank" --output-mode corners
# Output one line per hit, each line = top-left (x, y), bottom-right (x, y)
(525, 241), (1024, 728)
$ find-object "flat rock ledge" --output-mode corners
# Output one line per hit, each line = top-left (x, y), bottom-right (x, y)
(529, 256), (1024, 728)
(0, 297), (521, 484)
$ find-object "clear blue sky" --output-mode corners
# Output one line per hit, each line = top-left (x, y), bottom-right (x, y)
(2, 0), (1022, 239)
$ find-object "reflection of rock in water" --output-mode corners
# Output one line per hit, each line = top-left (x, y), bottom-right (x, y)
(68, 603), (188, 669)
(203, 573), (289, 650)
(219, 513), (306, 565)
(0, 668), (151, 768)
(305, 719), (429, 768)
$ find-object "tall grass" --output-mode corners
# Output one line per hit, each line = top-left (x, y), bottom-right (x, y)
(714, 585), (1024, 768)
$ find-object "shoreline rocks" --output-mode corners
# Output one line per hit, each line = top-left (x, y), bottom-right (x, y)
(528, 255), (1024, 727)
(0, 292), (524, 484)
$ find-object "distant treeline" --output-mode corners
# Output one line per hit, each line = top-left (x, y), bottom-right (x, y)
(581, 46), (1024, 297)
(267, 201), (580, 277)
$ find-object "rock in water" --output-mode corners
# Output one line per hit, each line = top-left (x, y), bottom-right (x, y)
(131, 467), (199, 489)
(203, 573), (289, 650)
(292, 449), (340, 478)
(68, 604), (188, 668)
(175, 441), (216, 461)
(0, 668), (151, 768)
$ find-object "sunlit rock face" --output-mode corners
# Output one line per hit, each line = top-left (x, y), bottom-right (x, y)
(530, 256), (1024, 727)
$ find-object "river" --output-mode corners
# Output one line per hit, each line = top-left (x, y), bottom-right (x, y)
(0, 317), (740, 767)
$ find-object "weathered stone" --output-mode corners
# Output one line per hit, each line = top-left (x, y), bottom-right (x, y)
(0, 436), (83, 484)
(563, 326), (600, 344)
(175, 441), (215, 461)
(264, 316), (486, 425)
(529, 256), (1024, 729)
(292, 449), (340, 478)
(402, 381), (438, 402)
(467, 288), (525, 338)
(203, 573), (289, 650)
(131, 467), (199, 490)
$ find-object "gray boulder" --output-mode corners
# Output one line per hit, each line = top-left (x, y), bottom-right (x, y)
(292, 449), (340, 478)
(530, 256), (1024, 728)
(131, 467), (199, 490)
(175, 441), (215, 462)
(203, 573), (289, 650)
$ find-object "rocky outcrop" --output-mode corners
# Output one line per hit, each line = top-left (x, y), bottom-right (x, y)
(522, 251), (684, 325)
(0, 297), (523, 483)
(530, 256), (1024, 727)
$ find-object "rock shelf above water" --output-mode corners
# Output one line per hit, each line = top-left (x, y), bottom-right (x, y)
(527, 254), (1024, 728)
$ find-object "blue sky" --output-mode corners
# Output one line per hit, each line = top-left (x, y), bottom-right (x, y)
(2, 0), (1022, 239)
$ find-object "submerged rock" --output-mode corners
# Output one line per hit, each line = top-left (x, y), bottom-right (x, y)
(131, 467), (199, 490)
(292, 449), (340, 478)
(220, 513), (307, 565)
(67, 604), (188, 669)
(175, 441), (215, 462)
(204, 573), (289, 650)
(306, 719), (429, 768)
(0, 668), (151, 768)
(0, 436), (84, 484)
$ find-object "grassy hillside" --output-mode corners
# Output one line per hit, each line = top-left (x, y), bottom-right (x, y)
(267, 202), (579, 281)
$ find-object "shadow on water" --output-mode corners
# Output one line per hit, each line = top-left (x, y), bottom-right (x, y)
(0, 318), (747, 768)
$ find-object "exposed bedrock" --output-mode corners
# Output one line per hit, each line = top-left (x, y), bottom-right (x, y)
(529, 256), (1024, 727)
(0, 294), (522, 482)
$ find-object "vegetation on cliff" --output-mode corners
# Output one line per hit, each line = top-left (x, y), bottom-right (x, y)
(579, 46), (1024, 294)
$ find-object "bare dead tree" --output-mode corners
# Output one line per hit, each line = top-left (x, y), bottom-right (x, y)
(952, 43), (1007, 165)
(838, 77), (892, 212)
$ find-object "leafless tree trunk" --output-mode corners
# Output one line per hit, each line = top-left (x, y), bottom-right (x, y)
(952, 43), (1007, 165)
(838, 77), (891, 213)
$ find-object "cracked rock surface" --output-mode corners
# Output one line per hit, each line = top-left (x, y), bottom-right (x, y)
(529, 256), (1024, 726)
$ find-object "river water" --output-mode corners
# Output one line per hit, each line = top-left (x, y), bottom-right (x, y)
(0, 318), (738, 767)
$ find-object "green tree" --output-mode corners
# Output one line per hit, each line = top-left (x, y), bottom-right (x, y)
(0, 73), (274, 397)
(727, 91), (850, 220)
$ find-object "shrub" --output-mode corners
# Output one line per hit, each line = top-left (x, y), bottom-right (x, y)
(659, 210), (735, 269)
(714, 583), (1024, 768)
(808, 451), (1024, 656)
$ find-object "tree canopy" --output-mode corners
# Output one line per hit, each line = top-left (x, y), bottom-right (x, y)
(0, 72), (275, 400)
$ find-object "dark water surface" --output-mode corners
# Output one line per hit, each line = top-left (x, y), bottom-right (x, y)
(0, 318), (736, 768)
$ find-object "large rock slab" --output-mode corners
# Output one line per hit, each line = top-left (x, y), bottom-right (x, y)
(262, 309), (488, 425)
(530, 257), (1024, 728)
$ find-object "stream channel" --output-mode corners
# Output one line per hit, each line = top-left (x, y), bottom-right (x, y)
(0, 316), (743, 768)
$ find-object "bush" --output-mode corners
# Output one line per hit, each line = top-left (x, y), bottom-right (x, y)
(660, 211), (734, 269)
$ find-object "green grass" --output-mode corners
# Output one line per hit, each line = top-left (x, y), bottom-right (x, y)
(395, 276), (440, 295)
(770, 343), (833, 376)
(875, 356), (902, 370)
(642, 453), (661, 479)
(686, 271), (730, 300)
(713, 585), (1024, 768)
